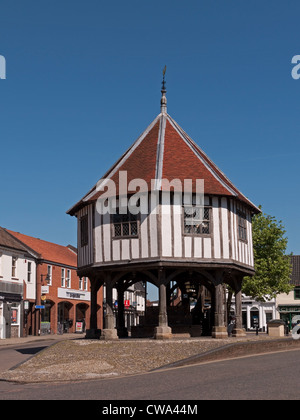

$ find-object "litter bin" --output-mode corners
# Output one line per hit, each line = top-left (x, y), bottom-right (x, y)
(267, 319), (285, 337)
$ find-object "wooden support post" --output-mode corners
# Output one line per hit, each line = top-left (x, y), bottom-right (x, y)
(154, 270), (172, 339)
(101, 277), (118, 340)
(85, 276), (102, 339)
(212, 271), (228, 339)
(232, 277), (246, 337)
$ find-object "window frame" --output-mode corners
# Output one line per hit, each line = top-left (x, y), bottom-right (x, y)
(80, 215), (89, 247)
(11, 256), (18, 278)
(27, 261), (32, 283)
(183, 205), (211, 236)
(66, 269), (71, 289)
(294, 287), (300, 300)
(47, 265), (52, 286)
(61, 268), (66, 288)
(237, 209), (248, 243)
(112, 210), (139, 239)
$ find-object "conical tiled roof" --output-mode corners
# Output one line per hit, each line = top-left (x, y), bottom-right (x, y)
(68, 91), (259, 215)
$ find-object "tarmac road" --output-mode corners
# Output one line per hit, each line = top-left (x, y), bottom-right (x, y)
(0, 347), (300, 401)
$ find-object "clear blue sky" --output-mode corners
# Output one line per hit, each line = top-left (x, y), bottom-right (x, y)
(1, 0), (299, 262)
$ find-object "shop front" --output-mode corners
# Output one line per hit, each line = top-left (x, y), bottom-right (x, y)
(278, 305), (300, 331)
(0, 285), (23, 339)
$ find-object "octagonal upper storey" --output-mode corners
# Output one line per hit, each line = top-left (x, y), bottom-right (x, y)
(68, 90), (260, 274)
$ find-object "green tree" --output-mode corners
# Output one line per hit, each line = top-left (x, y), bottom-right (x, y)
(242, 207), (293, 302)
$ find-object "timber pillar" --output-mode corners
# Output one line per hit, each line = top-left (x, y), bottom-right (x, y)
(85, 277), (102, 339)
(101, 279), (118, 340)
(232, 278), (246, 337)
(212, 274), (228, 339)
(154, 272), (172, 340)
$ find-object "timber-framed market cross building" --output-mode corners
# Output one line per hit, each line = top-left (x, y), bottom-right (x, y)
(67, 77), (260, 340)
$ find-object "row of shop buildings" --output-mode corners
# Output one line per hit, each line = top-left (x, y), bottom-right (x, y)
(0, 226), (145, 339)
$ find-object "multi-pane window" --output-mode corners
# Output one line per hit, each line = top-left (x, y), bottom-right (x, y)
(66, 269), (71, 288)
(61, 268), (65, 287)
(80, 215), (89, 247)
(184, 206), (210, 235)
(237, 210), (247, 241)
(12, 256), (17, 278)
(80, 277), (88, 291)
(47, 265), (52, 286)
(112, 211), (138, 238)
(27, 262), (32, 282)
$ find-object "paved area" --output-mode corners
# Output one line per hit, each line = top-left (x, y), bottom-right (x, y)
(0, 333), (85, 347)
(0, 333), (298, 384)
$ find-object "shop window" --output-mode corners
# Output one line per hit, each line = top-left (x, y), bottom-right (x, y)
(11, 306), (19, 325)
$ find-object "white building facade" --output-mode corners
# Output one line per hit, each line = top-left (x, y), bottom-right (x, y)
(0, 228), (37, 339)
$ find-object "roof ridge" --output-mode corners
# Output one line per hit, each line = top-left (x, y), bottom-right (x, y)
(82, 113), (162, 203)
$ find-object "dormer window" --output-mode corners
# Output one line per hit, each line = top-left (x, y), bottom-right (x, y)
(112, 210), (139, 238)
(184, 206), (210, 235)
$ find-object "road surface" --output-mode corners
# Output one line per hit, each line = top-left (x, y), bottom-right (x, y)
(0, 347), (299, 400)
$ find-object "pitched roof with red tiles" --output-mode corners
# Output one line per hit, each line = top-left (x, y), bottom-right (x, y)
(0, 227), (36, 255)
(67, 91), (260, 216)
(7, 230), (77, 267)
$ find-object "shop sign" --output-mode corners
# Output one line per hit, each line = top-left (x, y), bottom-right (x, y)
(41, 286), (49, 294)
(57, 288), (90, 301)
(279, 306), (300, 313)
(76, 322), (83, 333)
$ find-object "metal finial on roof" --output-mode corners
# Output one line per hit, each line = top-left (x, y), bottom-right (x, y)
(161, 65), (167, 113)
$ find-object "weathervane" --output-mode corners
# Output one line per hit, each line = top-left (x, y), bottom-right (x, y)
(160, 65), (167, 113)
(162, 65), (167, 92)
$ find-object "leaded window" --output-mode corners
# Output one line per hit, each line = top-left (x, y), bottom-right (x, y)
(184, 206), (210, 235)
(237, 210), (247, 241)
(112, 211), (139, 238)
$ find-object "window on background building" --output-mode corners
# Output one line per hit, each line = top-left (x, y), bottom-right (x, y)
(79, 277), (88, 291)
(61, 268), (65, 287)
(0, 253), (2, 276)
(294, 287), (300, 300)
(112, 211), (139, 238)
(237, 210), (247, 241)
(27, 262), (32, 282)
(47, 265), (52, 286)
(66, 270), (71, 288)
(184, 206), (210, 235)
(11, 256), (17, 278)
